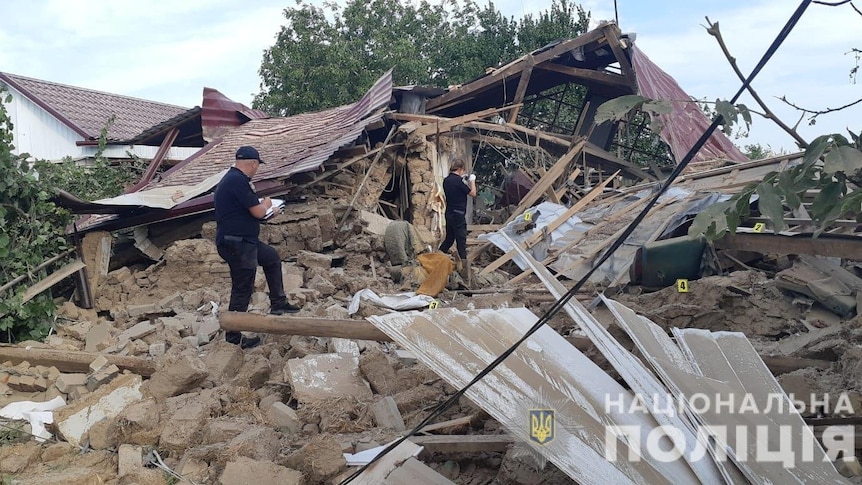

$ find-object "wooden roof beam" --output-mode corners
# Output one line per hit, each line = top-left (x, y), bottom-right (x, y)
(426, 28), (609, 113)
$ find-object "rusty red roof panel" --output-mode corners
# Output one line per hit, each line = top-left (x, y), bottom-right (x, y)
(0, 72), (189, 141)
(201, 87), (268, 141)
(631, 46), (748, 164)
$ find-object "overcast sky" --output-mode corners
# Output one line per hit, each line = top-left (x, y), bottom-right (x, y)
(1, 0), (859, 153)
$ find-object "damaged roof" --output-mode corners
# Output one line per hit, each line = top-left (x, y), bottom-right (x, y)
(0, 72), (190, 142)
(68, 70), (394, 233)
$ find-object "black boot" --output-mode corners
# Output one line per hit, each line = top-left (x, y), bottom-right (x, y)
(225, 331), (261, 349)
(270, 300), (301, 315)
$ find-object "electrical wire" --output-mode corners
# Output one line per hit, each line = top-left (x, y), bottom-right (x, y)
(341, 2), (812, 482)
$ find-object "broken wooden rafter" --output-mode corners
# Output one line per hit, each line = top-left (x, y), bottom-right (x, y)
(468, 139), (586, 262)
(0, 249), (75, 296)
(479, 171), (619, 276)
(583, 141), (656, 181)
(219, 312), (391, 341)
(536, 62), (631, 90)
(464, 120), (571, 148)
(412, 105), (521, 138)
(506, 194), (653, 285)
(426, 27), (610, 113)
(460, 132), (549, 153)
(600, 23), (637, 89)
(21, 259), (86, 304)
(715, 232), (862, 260)
(0, 345), (156, 376)
(507, 55), (535, 123)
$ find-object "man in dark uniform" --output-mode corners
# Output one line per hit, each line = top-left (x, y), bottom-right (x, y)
(214, 146), (300, 349)
(439, 158), (477, 260)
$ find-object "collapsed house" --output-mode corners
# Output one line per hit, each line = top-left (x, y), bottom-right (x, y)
(3, 21), (862, 484)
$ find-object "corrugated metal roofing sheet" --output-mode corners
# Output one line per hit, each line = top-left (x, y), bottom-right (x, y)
(0, 72), (189, 141)
(631, 46), (748, 164)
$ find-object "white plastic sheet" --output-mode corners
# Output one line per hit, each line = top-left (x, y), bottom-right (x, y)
(0, 396), (66, 442)
(348, 289), (434, 315)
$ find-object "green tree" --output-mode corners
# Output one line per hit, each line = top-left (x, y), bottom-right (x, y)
(255, 0), (590, 117)
(0, 94), (145, 342)
(0, 92), (72, 341)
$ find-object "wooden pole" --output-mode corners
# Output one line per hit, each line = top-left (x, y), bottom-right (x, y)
(220, 312), (392, 341)
(0, 345), (156, 376)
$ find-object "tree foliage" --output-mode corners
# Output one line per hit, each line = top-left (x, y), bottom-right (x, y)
(689, 131), (862, 240)
(0, 93), (145, 342)
(255, 0), (590, 116)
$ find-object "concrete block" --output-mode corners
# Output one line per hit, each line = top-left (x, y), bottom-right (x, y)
(370, 396), (406, 431)
(157, 292), (183, 311)
(88, 355), (109, 373)
(117, 444), (143, 477)
(126, 303), (159, 317)
(147, 354), (207, 400)
(69, 385), (90, 401)
(85, 364), (119, 392)
(54, 374), (143, 447)
(268, 402), (300, 433)
(219, 456), (303, 485)
(118, 321), (158, 341)
(285, 353), (372, 403)
(329, 338), (360, 357)
(55, 373), (87, 393)
(148, 342), (166, 357)
(85, 322), (112, 352)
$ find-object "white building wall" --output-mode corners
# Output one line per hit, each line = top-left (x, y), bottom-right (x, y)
(1, 81), (199, 163)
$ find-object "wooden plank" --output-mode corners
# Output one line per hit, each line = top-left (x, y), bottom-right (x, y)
(414, 106), (520, 138)
(715, 232), (862, 259)
(0, 345), (156, 376)
(220, 312), (392, 341)
(601, 23), (637, 90)
(554, 167), (582, 201)
(480, 171), (619, 276)
(411, 435), (514, 454)
(468, 140), (585, 262)
(0, 249), (75, 296)
(21, 259), (86, 303)
(536, 62), (632, 89)
(369, 307), (692, 484)
(465, 121), (571, 148)
(468, 224), (503, 232)
(507, 56), (534, 123)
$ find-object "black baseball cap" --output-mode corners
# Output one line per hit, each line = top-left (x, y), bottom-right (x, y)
(235, 145), (264, 163)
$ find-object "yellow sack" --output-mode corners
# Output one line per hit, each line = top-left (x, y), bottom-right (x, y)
(416, 252), (454, 297)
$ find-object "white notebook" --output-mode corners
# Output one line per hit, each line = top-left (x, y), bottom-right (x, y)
(262, 198), (285, 219)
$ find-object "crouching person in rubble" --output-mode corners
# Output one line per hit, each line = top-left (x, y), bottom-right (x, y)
(214, 145), (301, 349)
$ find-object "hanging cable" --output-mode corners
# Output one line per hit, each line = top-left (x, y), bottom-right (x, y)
(341, 1), (812, 482)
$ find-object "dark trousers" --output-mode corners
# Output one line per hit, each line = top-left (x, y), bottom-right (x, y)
(216, 237), (286, 313)
(439, 211), (468, 260)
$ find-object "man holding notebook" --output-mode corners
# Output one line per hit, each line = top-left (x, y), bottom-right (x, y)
(214, 145), (300, 349)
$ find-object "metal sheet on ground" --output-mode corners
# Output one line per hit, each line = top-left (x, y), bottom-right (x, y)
(369, 307), (672, 484)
